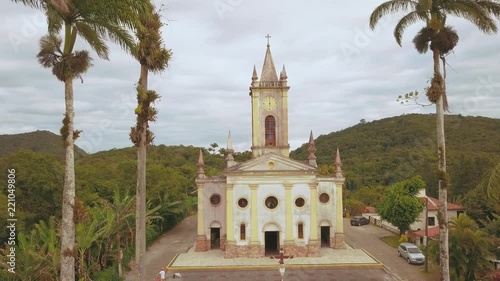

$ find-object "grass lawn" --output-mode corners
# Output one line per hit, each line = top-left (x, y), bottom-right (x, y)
(380, 235), (400, 248)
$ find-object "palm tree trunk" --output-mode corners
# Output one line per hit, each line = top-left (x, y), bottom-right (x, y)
(117, 213), (122, 277)
(61, 76), (75, 281)
(136, 63), (148, 281)
(433, 47), (450, 281)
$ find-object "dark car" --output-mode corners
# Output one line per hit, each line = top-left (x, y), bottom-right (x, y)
(350, 216), (370, 226)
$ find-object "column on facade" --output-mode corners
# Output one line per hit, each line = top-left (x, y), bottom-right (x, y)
(248, 184), (262, 257)
(195, 183), (208, 252)
(309, 183), (318, 240)
(284, 183), (293, 241)
(249, 184), (259, 243)
(335, 182), (344, 233)
(197, 183), (205, 236)
(333, 181), (346, 249)
(226, 184), (235, 242)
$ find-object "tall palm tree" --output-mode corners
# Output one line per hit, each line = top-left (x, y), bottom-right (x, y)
(369, 1), (500, 280)
(129, 3), (171, 280)
(12, 0), (149, 279)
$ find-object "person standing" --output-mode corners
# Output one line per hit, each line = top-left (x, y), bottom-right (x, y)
(158, 268), (166, 281)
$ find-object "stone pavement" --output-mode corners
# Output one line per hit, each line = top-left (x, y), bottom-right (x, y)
(170, 246), (380, 268)
(166, 244), (395, 280)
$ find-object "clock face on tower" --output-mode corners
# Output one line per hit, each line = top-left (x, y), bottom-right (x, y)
(262, 96), (277, 111)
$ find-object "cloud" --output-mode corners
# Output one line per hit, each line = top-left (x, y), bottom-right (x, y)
(1, 0), (499, 154)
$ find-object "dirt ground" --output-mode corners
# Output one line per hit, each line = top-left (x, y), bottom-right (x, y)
(123, 215), (197, 281)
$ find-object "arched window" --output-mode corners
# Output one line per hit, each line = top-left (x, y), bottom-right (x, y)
(265, 115), (276, 146)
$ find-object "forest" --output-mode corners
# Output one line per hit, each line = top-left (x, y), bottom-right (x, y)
(0, 113), (499, 280)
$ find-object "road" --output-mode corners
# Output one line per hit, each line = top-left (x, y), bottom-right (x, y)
(123, 215), (439, 280)
(344, 218), (439, 281)
(123, 214), (198, 281)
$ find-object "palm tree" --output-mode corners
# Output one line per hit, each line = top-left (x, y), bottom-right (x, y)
(479, 163), (500, 213)
(75, 214), (109, 280)
(102, 188), (135, 277)
(129, 3), (171, 280)
(449, 215), (493, 281)
(12, 0), (149, 279)
(6, 217), (61, 280)
(369, 1), (500, 280)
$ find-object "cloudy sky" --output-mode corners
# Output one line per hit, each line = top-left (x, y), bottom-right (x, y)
(1, 0), (499, 153)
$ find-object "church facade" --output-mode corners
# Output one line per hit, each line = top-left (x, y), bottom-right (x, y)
(194, 42), (345, 258)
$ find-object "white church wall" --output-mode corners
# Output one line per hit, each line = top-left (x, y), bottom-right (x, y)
(292, 183), (311, 243)
(257, 184), (286, 244)
(203, 182), (226, 240)
(317, 181), (336, 235)
(233, 184), (251, 246)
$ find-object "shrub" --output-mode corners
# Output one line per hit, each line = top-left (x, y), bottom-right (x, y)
(399, 234), (408, 243)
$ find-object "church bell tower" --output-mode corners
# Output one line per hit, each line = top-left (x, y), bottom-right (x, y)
(249, 35), (290, 158)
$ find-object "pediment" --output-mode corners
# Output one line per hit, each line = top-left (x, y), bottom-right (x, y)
(225, 153), (316, 173)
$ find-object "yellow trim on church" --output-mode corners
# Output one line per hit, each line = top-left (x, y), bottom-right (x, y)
(309, 183), (318, 240)
(226, 184), (235, 241)
(251, 94), (259, 150)
(250, 184), (259, 242)
(335, 182), (344, 233)
(284, 183), (293, 240)
(196, 184), (204, 236)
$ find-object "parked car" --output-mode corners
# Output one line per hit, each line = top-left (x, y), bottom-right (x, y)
(398, 243), (425, 264)
(350, 216), (370, 226)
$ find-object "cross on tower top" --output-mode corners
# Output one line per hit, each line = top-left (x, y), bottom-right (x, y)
(265, 34), (271, 46)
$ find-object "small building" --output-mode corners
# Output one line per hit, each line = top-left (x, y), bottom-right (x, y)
(409, 190), (465, 246)
(194, 41), (346, 258)
(362, 189), (466, 245)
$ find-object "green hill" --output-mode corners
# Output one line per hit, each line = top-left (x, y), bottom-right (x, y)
(1, 114), (498, 201)
(0, 130), (87, 161)
(290, 114), (500, 198)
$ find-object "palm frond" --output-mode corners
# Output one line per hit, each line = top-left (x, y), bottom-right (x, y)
(104, 24), (135, 55)
(393, 11), (426, 46)
(74, 21), (109, 59)
(42, 1), (64, 34)
(442, 0), (498, 34)
(412, 27), (433, 53)
(76, 0), (150, 30)
(419, 0), (433, 10)
(476, 0), (500, 18)
(480, 163), (500, 207)
(52, 50), (91, 81)
(37, 33), (62, 68)
(10, 0), (42, 9)
(369, 0), (419, 30)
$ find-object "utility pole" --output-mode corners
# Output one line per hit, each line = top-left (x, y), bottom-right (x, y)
(425, 196), (429, 273)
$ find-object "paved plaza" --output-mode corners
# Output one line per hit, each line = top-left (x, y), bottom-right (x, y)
(165, 246), (395, 280)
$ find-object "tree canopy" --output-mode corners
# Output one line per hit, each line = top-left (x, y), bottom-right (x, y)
(377, 176), (426, 235)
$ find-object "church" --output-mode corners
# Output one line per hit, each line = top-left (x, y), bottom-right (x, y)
(194, 39), (346, 258)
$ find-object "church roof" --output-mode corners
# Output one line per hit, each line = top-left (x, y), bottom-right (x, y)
(260, 44), (278, 82)
(224, 152), (317, 174)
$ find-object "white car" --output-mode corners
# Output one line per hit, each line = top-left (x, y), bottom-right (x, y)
(398, 243), (425, 264)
